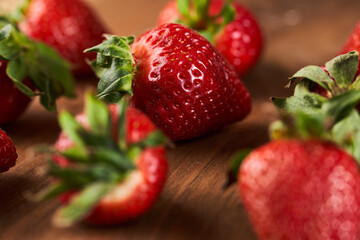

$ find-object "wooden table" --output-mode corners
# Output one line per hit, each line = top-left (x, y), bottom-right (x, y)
(1, 0), (360, 239)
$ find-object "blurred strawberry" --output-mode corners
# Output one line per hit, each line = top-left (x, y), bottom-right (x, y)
(0, 128), (17, 172)
(19, 0), (107, 75)
(38, 94), (168, 226)
(157, 0), (263, 76)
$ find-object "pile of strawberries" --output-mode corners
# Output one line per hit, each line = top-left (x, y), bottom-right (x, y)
(1, 0), (360, 238)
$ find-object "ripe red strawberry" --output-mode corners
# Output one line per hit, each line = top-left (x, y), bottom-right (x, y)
(19, 0), (107, 75)
(40, 94), (168, 226)
(0, 128), (17, 172)
(238, 140), (360, 239)
(86, 23), (251, 141)
(0, 61), (33, 125)
(0, 19), (74, 125)
(157, 0), (263, 76)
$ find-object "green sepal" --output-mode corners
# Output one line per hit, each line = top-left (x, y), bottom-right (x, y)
(53, 182), (115, 228)
(321, 89), (360, 126)
(174, 0), (236, 43)
(272, 80), (326, 115)
(29, 182), (75, 202)
(332, 110), (360, 163)
(223, 149), (251, 189)
(85, 35), (135, 103)
(59, 112), (86, 147)
(0, 22), (75, 111)
(177, 0), (191, 19)
(85, 94), (111, 136)
(289, 65), (335, 92)
(136, 130), (168, 148)
(89, 147), (135, 172)
(325, 51), (359, 88)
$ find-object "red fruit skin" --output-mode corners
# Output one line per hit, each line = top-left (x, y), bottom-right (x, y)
(0, 129), (17, 173)
(214, 3), (263, 77)
(157, 1), (263, 76)
(54, 106), (167, 225)
(0, 61), (33, 126)
(131, 23), (251, 141)
(19, 0), (107, 75)
(239, 140), (360, 240)
(341, 20), (360, 74)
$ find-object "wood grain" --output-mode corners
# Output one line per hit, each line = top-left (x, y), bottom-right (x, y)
(1, 0), (360, 239)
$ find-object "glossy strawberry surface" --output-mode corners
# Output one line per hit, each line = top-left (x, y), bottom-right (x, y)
(157, 1), (263, 76)
(0, 61), (33, 126)
(239, 140), (360, 240)
(20, 0), (107, 75)
(54, 106), (167, 224)
(0, 129), (17, 173)
(131, 23), (251, 141)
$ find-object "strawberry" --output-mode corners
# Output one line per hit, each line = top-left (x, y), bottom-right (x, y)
(225, 52), (360, 239)
(19, 0), (107, 75)
(85, 23), (251, 141)
(157, 0), (263, 76)
(237, 139), (360, 239)
(0, 128), (17, 172)
(38, 94), (168, 226)
(0, 19), (74, 125)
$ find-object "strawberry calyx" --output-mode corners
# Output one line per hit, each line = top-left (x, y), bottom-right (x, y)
(0, 18), (74, 111)
(173, 0), (235, 43)
(84, 35), (135, 104)
(36, 94), (167, 227)
(225, 52), (360, 188)
(271, 51), (360, 163)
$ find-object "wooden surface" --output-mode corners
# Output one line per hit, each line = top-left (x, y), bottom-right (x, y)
(1, 0), (360, 239)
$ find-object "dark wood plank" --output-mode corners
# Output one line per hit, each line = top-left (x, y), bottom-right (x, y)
(1, 0), (360, 239)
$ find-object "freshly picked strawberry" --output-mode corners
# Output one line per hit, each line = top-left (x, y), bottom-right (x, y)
(18, 0), (107, 75)
(0, 128), (17, 173)
(0, 19), (74, 125)
(85, 23), (251, 141)
(157, 0), (263, 76)
(226, 96), (360, 239)
(36, 94), (168, 226)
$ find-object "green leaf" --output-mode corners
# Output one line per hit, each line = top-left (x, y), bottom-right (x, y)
(177, 0), (191, 19)
(85, 94), (111, 136)
(321, 89), (360, 126)
(53, 182), (115, 227)
(351, 74), (360, 89)
(6, 57), (37, 97)
(117, 99), (129, 150)
(0, 24), (23, 60)
(137, 130), (168, 147)
(220, 3), (235, 25)
(223, 149), (251, 189)
(89, 147), (135, 171)
(48, 162), (94, 186)
(85, 36), (135, 103)
(31, 182), (74, 201)
(59, 112), (85, 147)
(294, 112), (325, 139)
(332, 110), (360, 163)
(289, 65), (335, 91)
(325, 51), (359, 88)
(61, 146), (88, 163)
